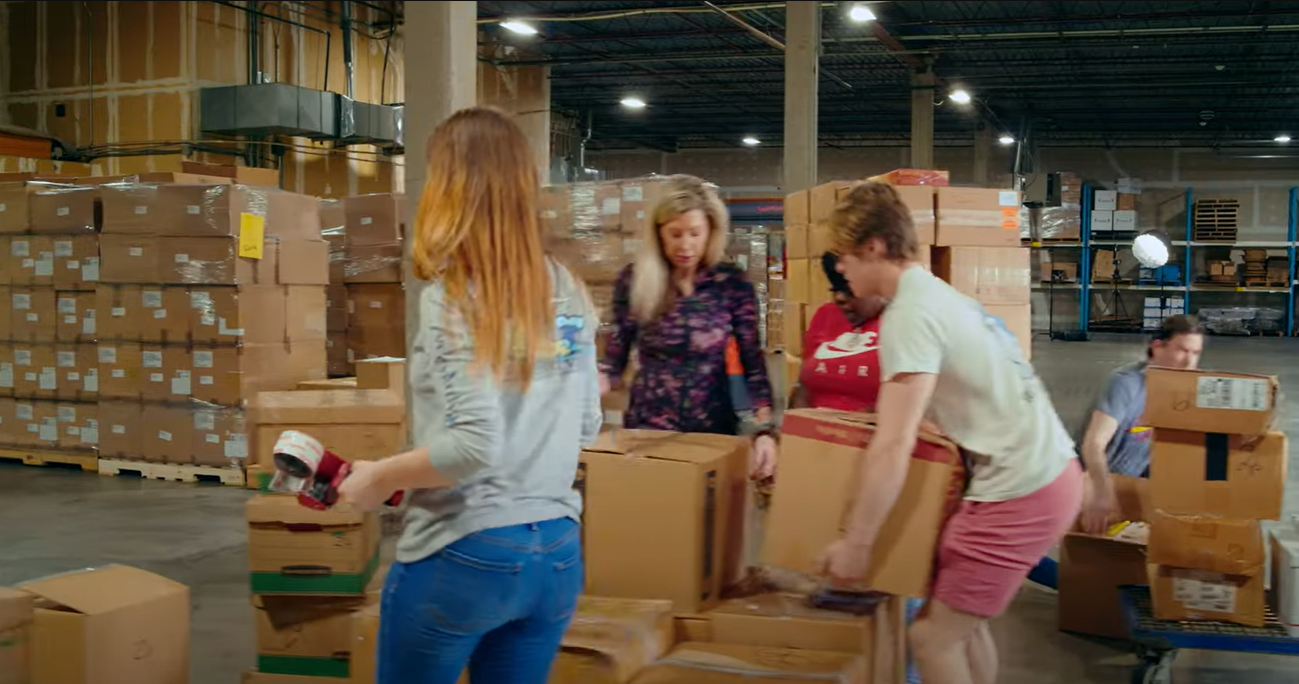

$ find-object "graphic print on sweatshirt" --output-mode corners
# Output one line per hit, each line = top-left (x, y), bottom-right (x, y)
(810, 329), (878, 378)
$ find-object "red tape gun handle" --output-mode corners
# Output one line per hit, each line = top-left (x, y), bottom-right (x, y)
(336, 462), (405, 508)
(386, 491), (405, 507)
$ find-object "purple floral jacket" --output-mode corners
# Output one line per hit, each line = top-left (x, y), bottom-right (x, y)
(601, 262), (773, 435)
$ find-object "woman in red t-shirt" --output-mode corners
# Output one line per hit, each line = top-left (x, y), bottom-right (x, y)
(790, 252), (887, 411)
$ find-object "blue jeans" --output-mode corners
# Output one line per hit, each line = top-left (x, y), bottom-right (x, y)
(377, 518), (583, 684)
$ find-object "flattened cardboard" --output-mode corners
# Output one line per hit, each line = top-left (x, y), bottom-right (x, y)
(708, 592), (873, 654)
(19, 565), (189, 684)
(1149, 430), (1287, 520)
(549, 597), (675, 684)
(629, 642), (866, 684)
(1144, 367), (1278, 435)
(762, 409), (962, 598)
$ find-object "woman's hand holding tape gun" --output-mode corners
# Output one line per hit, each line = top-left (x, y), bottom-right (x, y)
(336, 460), (396, 511)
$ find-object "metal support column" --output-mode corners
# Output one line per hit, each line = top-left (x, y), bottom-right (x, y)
(909, 66), (935, 169)
(782, 1), (820, 192)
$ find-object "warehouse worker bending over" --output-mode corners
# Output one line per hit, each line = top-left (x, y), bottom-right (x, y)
(818, 183), (1083, 684)
(1077, 315), (1203, 533)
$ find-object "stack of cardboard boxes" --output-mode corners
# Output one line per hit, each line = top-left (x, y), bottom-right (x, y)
(775, 173), (1028, 389)
(243, 494), (381, 684)
(1090, 189), (1139, 236)
(92, 181), (329, 470)
(0, 179), (101, 459)
(339, 194), (406, 372)
(1058, 367), (1286, 636)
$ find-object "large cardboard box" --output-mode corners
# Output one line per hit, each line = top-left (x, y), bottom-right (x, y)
(0, 587), (33, 684)
(180, 161), (281, 188)
(549, 597), (675, 684)
(1144, 368), (1278, 435)
(931, 246), (1030, 305)
(1148, 430), (1286, 520)
(1149, 563), (1266, 627)
(762, 410), (963, 598)
(1058, 475), (1151, 639)
(629, 642), (866, 684)
(1149, 511), (1264, 576)
(579, 431), (750, 613)
(246, 495), (381, 596)
(935, 188), (1021, 247)
(343, 194), (402, 246)
(100, 184), (318, 242)
(253, 594), (370, 678)
(1270, 525), (1299, 637)
(784, 190), (811, 227)
(349, 600), (469, 684)
(982, 303), (1033, 361)
(52, 236), (100, 291)
(248, 388), (405, 467)
(20, 565), (189, 684)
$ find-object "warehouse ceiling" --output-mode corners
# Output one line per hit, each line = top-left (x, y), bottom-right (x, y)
(473, 1), (1299, 151)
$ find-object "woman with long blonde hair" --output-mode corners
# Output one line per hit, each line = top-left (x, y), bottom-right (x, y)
(338, 107), (601, 684)
(601, 175), (776, 477)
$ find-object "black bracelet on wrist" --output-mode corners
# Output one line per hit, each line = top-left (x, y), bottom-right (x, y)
(752, 422), (779, 440)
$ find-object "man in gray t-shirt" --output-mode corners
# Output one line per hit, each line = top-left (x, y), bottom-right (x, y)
(1078, 315), (1204, 533)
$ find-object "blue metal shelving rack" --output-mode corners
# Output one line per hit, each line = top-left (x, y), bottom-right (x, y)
(1035, 184), (1299, 336)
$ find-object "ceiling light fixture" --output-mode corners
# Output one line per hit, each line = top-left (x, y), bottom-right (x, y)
(1276, 134), (1292, 143)
(848, 4), (876, 22)
(998, 135), (1015, 145)
(620, 96), (647, 109)
(499, 20), (538, 36)
(949, 89), (972, 105)
(742, 136), (761, 146)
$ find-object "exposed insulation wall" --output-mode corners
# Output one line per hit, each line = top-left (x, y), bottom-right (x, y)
(2, 1), (404, 197)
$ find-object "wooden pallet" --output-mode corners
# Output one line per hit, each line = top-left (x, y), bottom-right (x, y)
(1194, 231), (1238, 243)
(0, 448), (98, 471)
(1242, 281), (1289, 288)
(98, 458), (245, 486)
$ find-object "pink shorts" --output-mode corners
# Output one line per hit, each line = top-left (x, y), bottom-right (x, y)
(930, 461), (1083, 618)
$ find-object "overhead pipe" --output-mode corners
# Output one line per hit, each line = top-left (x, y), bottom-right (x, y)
(342, 1), (355, 100)
(246, 0), (260, 84)
(208, 0), (331, 91)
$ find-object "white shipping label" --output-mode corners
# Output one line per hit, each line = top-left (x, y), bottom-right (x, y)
(194, 412), (216, 431)
(83, 313), (96, 335)
(57, 352), (75, 368)
(83, 257), (100, 281)
(172, 371), (192, 396)
(58, 297), (76, 314)
(111, 306), (126, 318)
(66, 372), (80, 382)
(153, 309), (167, 319)
(55, 240), (73, 257)
(11, 240), (28, 257)
(113, 424), (127, 435)
(56, 206), (70, 217)
(622, 185), (644, 202)
(206, 434), (221, 444)
(218, 318), (244, 337)
(82, 422), (99, 444)
(199, 375), (214, 386)
(193, 351), (214, 368)
(129, 247), (144, 257)
(34, 255), (54, 276)
(21, 258), (32, 269)
(62, 315), (76, 325)
(39, 421), (58, 442)
(16, 404), (33, 420)
(142, 290), (163, 308)
(57, 406), (76, 422)
(14, 350), (31, 366)
(98, 346), (117, 364)
(174, 253), (189, 263)
(25, 313), (36, 323)
(159, 431), (172, 442)
(26, 424), (37, 434)
(1173, 574), (1237, 613)
(224, 434), (249, 459)
(67, 426), (80, 437)
(24, 373), (35, 382)
(0, 363), (11, 388)
(191, 291), (212, 308)
(84, 370), (98, 392)
(368, 301), (382, 309)
(142, 351), (163, 368)
(187, 205), (201, 215)
(1196, 377), (1271, 412)
(134, 206), (148, 215)
(39, 368), (56, 390)
(13, 294), (30, 310)
(360, 216), (373, 225)
(112, 369), (125, 378)
(601, 198), (621, 216)
(67, 260), (79, 270)
(998, 191), (1019, 207)
(201, 311), (216, 326)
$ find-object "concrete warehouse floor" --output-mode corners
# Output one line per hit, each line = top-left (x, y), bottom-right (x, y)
(3, 334), (1298, 683)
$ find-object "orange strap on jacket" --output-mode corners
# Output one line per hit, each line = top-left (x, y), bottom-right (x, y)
(725, 337), (743, 375)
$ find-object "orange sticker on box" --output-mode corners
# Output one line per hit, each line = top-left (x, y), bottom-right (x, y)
(238, 213), (265, 260)
(1001, 206), (1019, 231)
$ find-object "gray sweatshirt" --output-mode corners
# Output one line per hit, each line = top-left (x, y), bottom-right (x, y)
(396, 259), (602, 563)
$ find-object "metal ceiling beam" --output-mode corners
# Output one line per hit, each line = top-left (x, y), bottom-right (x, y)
(698, 1), (854, 91)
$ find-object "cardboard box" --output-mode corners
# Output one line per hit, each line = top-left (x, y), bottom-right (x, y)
(346, 325), (407, 364)
(762, 410), (962, 598)
(1148, 430), (1286, 520)
(934, 188), (1020, 247)
(0, 587), (33, 684)
(982, 303), (1033, 360)
(52, 235), (100, 291)
(140, 404), (193, 463)
(100, 184), (318, 241)
(346, 284), (405, 331)
(180, 161), (282, 188)
(1144, 368), (1278, 435)
(785, 225), (809, 260)
(1149, 563), (1265, 627)
(246, 495), (381, 595)
(628, 642), (866, 684)
(56, 291), (97, 343)
(11, 287), (57, 341)
(9, 236), (55, 286)
(868, 168), (949, 187)
(549, 597), (674, 684)
(1091, 210), (1114, 233)
(20, 564), (189, 684)
(253, 594), (369, 678)
(786, 259), (810, 304)
(12, 344), (57, 400)
(894, 186), (937, 246)
(343, 194), (402, 246)
(619, 179), (667, 232)
(931, 246), (1030, 305)
(1149, 511), (1264, 576)
(1269, 525), (1299, 637)
(1094, 190), (1117, 211)
(54, 344), (98, 402)
(97, 400), (143, 459)
(1117, 193), (1138, 211)
(579, 431), (750, 613)
(1039, 262), (1078, 283)
(1113, 209), (1137, 232)
(354, 358), (404, 391)
(249, 388), (405, 467)
(1058, 475), (1150, 639)
(97, 235), (162, 283)
(327, 333), (350, 377)
(785, 190), (811, 227)
(190, 405), (247, 467)
(809, 181), (853, 225)
(342, 244), (404, 284)
(326, 284), (348, 332)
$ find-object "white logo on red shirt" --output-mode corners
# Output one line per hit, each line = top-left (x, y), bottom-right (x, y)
(812, 330), (878, 361)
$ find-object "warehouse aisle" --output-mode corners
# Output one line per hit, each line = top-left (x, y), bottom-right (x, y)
(2, 334), (1297, 684)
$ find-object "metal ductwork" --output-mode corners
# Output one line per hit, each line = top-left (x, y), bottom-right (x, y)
(200, 84), (404, 149)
